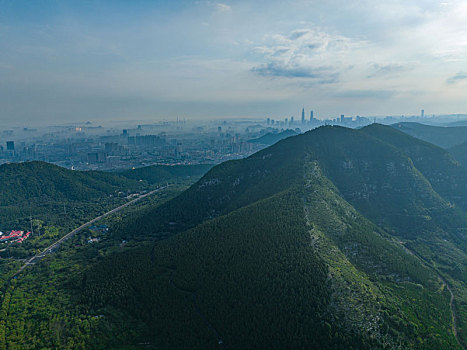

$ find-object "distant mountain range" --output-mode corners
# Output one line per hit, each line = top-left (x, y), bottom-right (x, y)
(391, 122), (467, 148)
(444, 119), (467, 127)
(72, 124), (467, 348)
(248, 129), (298, 145)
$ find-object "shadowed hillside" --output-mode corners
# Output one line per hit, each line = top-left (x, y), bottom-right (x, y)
(392, 122), (467, 148)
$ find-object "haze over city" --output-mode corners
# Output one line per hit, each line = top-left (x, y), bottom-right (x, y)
(1, 0), (467, 126)
(4, 1), (467, 349)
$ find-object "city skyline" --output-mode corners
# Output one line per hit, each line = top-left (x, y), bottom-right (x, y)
(1, 0), (467, 124)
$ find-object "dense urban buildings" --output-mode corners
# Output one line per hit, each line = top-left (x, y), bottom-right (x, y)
(1, 110), (465, 170)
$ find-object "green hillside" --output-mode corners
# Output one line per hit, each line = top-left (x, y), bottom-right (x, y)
(0, 161), (140, 205)
(449, 141), (467, 168)
(79, 125), (464, 348)
(0, 161), (143, 240)
(3, 125), (467, 349)
(392, 122), (467, 148)
(361, 124), (467, 211)
(0, 161), (209, 260)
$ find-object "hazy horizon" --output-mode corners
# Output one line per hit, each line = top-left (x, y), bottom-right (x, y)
(1, 0), (467, 124)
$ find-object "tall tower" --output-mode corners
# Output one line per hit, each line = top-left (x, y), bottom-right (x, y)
(301, 108), (305, 124)
(310, 110), (314, 121)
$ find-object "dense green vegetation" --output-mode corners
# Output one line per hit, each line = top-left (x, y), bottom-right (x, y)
(449, 141), (467, 168)
(0, 187), (186, 349)
(2, 125), (467, 348)
(392, 122), (467, 148)
(0, 161), (145, 263)
(0, 161), (142, 205)
(0, 161), (211, 257)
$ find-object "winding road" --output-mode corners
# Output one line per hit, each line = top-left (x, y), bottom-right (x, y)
(13, 186), (168, 278)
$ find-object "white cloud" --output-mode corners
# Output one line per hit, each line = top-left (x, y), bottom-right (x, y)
(215, 3), (231, 13)
(251, 27), (368, 82)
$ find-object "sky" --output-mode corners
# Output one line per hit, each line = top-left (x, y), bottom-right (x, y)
(1, 0), (467, 125)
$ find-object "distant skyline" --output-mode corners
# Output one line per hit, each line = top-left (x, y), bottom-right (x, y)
(1, 0), (467, 125)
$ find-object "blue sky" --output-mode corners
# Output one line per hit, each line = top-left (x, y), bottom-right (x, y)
(1, 0), (467, 125)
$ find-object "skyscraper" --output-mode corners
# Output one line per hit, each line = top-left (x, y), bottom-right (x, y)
(301, 108), (305, 124)
(310, 110), (314, 121)
(421, 109), (425, 118)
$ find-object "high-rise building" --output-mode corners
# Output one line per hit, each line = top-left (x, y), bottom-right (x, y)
(421, 109), (425, 118)
(6, 141), (14, 151)
(301, 108), (305, 124)
(290, 116), (294, 125)
(266, 118), (270, 125)
(310, 110), (314, 121)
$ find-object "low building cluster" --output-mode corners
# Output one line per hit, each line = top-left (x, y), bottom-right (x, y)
(0, 230), (31, 244)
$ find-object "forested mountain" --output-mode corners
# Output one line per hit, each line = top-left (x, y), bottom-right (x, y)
(248, 129), (298, 145)
(4, 126), (467, 348)
(79, 124), (467, 348)
(0, 162), (213, 205)
(392, 122), (467, 148)
(449, 141), (467, 168)
(0, 161), (141, 204)
(0, 161), (211, 244)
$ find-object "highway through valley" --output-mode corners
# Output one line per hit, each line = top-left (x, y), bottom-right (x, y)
(13, 186), (168, 277)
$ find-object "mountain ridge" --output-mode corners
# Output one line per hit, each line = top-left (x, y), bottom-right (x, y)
(4, 125), (467, 349)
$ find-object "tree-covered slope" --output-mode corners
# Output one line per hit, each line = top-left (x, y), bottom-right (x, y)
(116, 135), (307, 238)
(0, 161), (140, 204)
(83, 185), (456, 349)
(5, 126), (467, 349)
(449, 141), (467, 168)
(76, 125), (467, 348)
(361, 124), (467, 211)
